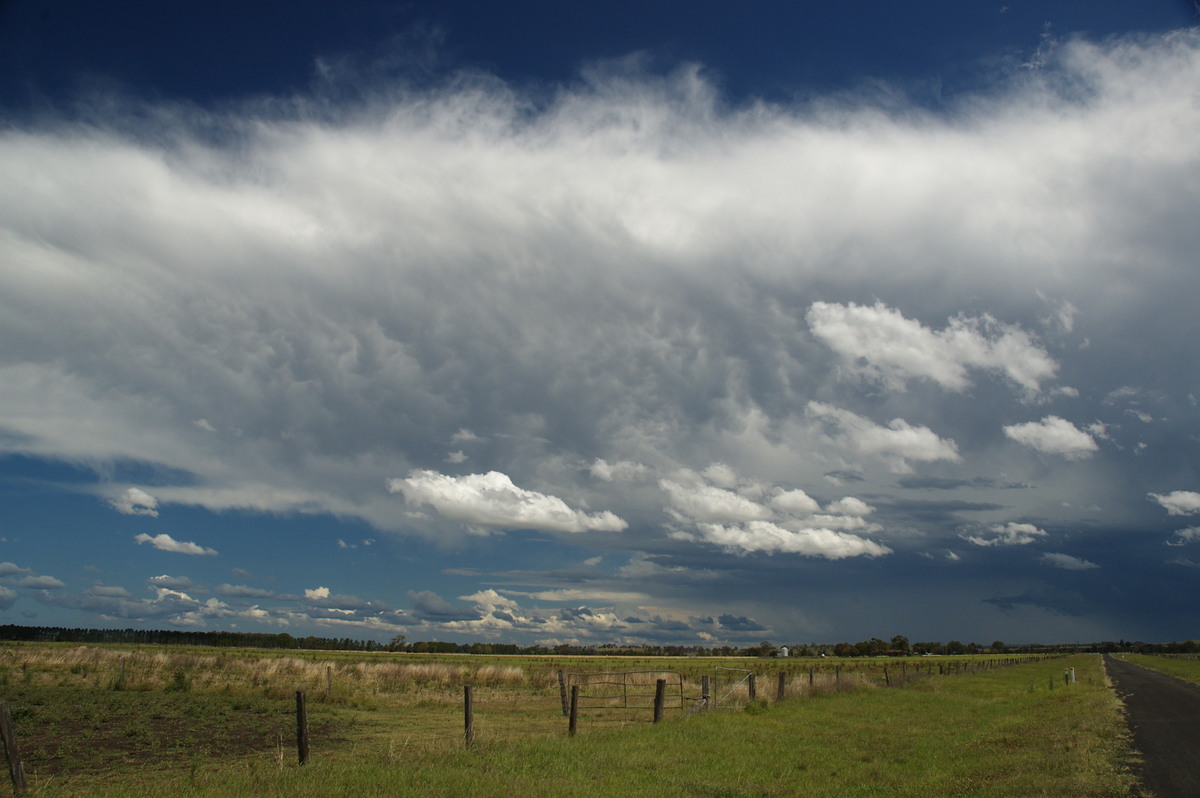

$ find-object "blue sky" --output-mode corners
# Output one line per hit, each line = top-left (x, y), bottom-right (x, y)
(2, 1), (1199, 648)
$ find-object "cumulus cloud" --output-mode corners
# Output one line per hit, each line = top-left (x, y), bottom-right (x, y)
(109, 487), (159, 517)
(390, 470), (627, 533)
(660, 479), (773, 523)
(1150, 491), (1200, 516)
(589, 459), (650, 482)
(806, 402), (960, 472)
(1169, 527), (1200, 545)
(1041, 552), (1099, 570)
(807, 302), (1057, 393)
(679, 520), (892, 559)
(962, 522), (1048, 547)
(1003, 416), (1098, 459)
(134, 533), (218, 555)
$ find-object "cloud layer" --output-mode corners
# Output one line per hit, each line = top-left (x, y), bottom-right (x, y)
(3, 29), (1200, 644)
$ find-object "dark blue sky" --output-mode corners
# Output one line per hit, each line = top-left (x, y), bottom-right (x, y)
(1, 1), (1199, 648)
(3, 1), (1195, 108)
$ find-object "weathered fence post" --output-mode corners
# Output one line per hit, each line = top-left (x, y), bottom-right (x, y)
(558, 670), (569, 717)
(653, 679), (666, 723)
(568, 685), (579, 736)
(464, 685), (474, 747)
(883, 665), (890, 687)
(748, 673), (756, 701)
(809, 666), (814, 687)
(295, 690), (309, 765)
(777, 671), (786, 701)
(701, 675), (710, 710)
(0, 702), (27, 795)
(326, 665), (333, 698)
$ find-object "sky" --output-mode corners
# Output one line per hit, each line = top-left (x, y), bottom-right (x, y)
(2, 1), (1200, 649)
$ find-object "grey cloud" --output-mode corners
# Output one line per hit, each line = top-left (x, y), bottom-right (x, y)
(406, 589), (482, 622)
(718, 614), (767, 632)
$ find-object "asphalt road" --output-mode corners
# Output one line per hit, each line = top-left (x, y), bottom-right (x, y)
(1104, 655), (1200, 798)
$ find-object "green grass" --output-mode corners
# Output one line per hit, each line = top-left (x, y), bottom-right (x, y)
(1115, 653), (1200, 686)
(7, 652), (1137, 797)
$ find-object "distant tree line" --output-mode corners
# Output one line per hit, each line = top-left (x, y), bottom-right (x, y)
(1, 625), (1195, 657)
(0, 625), (386, 651)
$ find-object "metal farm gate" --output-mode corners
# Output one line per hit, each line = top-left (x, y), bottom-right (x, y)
(565, 670), (686, 712)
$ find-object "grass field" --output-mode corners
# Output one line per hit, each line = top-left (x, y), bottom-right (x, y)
(0, 644), (1138, 796)
(1113, 653), (1200, 687)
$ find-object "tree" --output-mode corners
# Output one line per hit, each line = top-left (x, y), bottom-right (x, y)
(991, 640), (1007, 653)
(387, 634), (407, 652)
(890, 635), (910, 653)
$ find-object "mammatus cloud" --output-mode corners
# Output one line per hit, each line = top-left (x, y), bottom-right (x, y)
(390, 471), (627, 533)
(962, 522), (1048, 547)
(1041, 552), (1099, 570)
(134, 533), (218, 556)
(1150, 491), (1200, 516)
(806, 402), (960, 472)
(109, 487), (159, 517)
(1002, 416), (1098, 459)
(807, 302), (1057, 394)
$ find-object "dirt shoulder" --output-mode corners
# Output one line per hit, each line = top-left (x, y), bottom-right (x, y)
(1104, 654), (1200, 797)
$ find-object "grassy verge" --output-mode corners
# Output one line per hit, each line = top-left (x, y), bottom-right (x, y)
(14, 654), (1136, 797)
(1114, 654), (1200, 687)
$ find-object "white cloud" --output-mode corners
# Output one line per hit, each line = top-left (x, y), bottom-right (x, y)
(826, 496), (873, 516)
(660, 479), (773, 523)
(962, 521), (1048, 547)
(109, 487), (159, 517)
(1003, 416), (1098, 459)
(1040, 552), (1099, 570)
(806, 301), (1057, 394)
(807, 402), (960, 472)
(133, 533), (218, 556)
(1168, 526), (1200, 545)
(589, 458), (650, 482)
(304, 586), (331, 600)
(1150, 491), (1200, 516)
(681, 520), (891, 559)
(769, 488), (821, 515)
(390, 470), (627, 533)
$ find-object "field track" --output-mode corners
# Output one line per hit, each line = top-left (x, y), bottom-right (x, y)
(1105, 655), (1200, 798)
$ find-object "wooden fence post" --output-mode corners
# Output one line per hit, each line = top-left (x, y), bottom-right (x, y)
(326, 665), (333, 698)
(777, 671), (786, 701)
(464, 685), (474, 747)
(701, 675), (710, 710)
(809, 666), (814, 687)
(0, 703), (26, 795)
(653, 679), (666, 723)
(295, 690), (309, 765)
(568, 685), (579, 736)
(748, 673), (756, 701)
(883, 665), (890, 687)
(558, 670), (569, 717)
